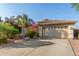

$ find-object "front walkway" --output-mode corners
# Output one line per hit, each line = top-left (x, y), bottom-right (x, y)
(0, 39), (75, 56)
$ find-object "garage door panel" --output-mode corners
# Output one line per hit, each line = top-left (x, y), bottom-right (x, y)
(43, 29), (67, 38)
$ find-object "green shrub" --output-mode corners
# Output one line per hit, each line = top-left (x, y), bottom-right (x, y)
(0, 23), (19, 39)
(0, 33), (7, 44)
(6, 28), (19, 39)
(27, 29), (36, 38)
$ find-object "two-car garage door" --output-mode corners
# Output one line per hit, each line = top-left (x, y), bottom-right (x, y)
(42, 28), (67, 38)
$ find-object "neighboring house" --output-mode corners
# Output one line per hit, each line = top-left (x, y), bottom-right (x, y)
(37, 19), (77, 39)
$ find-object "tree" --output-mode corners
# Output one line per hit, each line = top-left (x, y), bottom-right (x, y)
(16, 14), (30, 37)
(5, 16), (15, 25)
(71, 3), (79, 11)
(0, 17), (2, 22)
(4, 14), (35, 38)
(71, 3), (79, 39)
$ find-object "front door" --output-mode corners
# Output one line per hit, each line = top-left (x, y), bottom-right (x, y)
(74, 30), (78, 39)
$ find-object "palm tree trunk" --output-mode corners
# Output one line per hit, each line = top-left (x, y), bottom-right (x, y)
(21, 27), (26, 38)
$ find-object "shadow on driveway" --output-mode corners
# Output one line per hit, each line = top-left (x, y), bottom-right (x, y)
(0, 39), (55, 48)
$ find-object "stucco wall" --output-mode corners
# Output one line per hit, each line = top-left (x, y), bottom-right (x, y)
(67, 25), (74, 39)
(39, 26), (43, 37)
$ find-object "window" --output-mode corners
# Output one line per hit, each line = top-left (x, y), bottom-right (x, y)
(60, 26), (63, 29)
(57, 26), (60, 29)
(51, 26), (53, 29)
(64, 26), (67, 29)
(54, 26), (56, 29)
(43, 27), (45, 29)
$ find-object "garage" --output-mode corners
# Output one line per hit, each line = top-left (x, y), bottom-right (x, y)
(38, 19), (76, 39)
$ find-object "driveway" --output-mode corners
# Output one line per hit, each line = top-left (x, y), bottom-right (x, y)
(0, 39), (75, 56)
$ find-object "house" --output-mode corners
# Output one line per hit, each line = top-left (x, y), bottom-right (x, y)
(37, 19), (77, 39)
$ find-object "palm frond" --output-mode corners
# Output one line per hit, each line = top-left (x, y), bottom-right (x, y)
(71, 3), (79, 11)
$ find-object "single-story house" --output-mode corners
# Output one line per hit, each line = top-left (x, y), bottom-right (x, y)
(37, 19), (77, 39)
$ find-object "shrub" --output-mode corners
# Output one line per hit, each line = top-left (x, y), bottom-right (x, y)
(0, 23), (19, 39)
(6, 28), (19, 39)
(0, 33), (7, 44)
(27, 29), (36, 38)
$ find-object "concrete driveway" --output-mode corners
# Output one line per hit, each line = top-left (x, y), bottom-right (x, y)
(0, 39), (75, 56)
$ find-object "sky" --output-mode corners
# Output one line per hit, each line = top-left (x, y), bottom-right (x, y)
(0, 3), (79, 28)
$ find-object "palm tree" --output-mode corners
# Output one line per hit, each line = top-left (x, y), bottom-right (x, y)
(4, 14), (34, 38)
(71, 3), (79, 11)
(16, 14), (30, 37)
(5, 16), (16, 25)
(71, 3), (79, 39)
(0, 17), (2, 22)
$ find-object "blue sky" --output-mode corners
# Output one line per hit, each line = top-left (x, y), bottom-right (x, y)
(0, 3), (79, 28)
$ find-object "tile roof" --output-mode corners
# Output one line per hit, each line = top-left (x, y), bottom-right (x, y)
(37, 19), (77, 25)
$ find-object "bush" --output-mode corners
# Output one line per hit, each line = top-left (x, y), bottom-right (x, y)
(0, 23), (19, 39)
(27, 29), (36, 38)
(0, 33), (7, 44)
(6, 28), (19, 39)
